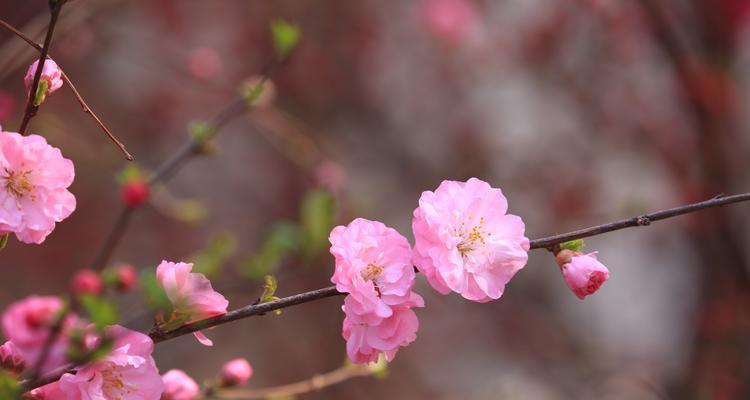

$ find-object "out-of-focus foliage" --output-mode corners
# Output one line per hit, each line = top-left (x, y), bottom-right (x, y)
(191, 232), (236, 279)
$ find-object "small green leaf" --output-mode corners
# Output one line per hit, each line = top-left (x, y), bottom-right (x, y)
(369, 353), (389, 379)
(0, 371), (20, 399)
(242, 222), (301, 279)
(0, 234), (9, 251)
(260, 275), (282, 315)
(300, 189), (335, 259)
(189, 121), (215, 142)
(79, 295), (118, 330)
(192, 232), (237, 279)
(117, 163), (144, 184)
(270, 19), (301, 60)
(33, 79), (49, 106)
(241, 79), (267, 107)
(140, 270), (172, 315)
(559, 239), (585, 252)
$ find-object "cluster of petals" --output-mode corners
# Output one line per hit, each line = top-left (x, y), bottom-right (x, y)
(24, 59), (63, 100)
(36, 325), (163, 400)
(330, 218), (424, 363)
(219, 358), (253, 387)
(0, 131), (76, 244)
(556, 250), (610, 299)
(162, 369), (200, 400)
(1, 295), (75, 374)
(412, 178), (530, 302)
(0, 340), (25, 375)
(156, 260), (229, 346)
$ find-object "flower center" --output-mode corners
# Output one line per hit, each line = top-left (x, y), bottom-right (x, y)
(360, 263), (383, 281)
(102, 367), (135, 399)
(455, 217), (487, 256)
(3, 168), (33, 198)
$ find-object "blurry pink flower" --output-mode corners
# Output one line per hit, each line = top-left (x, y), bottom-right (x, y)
(219, 358), (253, 387)
(187, 47), (222, 79)
(0, 341), (25, 375)
(162, 369), (200, 400)
(1, 296), (74, 374)
(156, 260), (229, 346)
(115, 263), (137, 292)
(24, 59), (63, 103)
(38, 325), (164, 399)
(343, 297), (422, 364)
(557, 250), (610, 300)
(330, 218), (421, 319)
(420, 0), (480, 46)
(412, 178), (529, 302)
(70, 269), (103, 296)
(314, 160), (346, 193)
(0, 131), (76, 244)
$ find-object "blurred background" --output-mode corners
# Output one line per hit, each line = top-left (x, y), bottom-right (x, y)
(1, 0), (750, 399)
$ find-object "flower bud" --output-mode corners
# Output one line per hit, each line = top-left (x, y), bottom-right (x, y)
(24, 59), (63, 105)
(121, 179), (150, 208)
(0, 341), (25, 375)
(115, 263), (137, 292)
(162, 369), (200, 400)
(70, 269), (103, 297)
(556, 251), (609, 300)
(219, 358), (253, 387)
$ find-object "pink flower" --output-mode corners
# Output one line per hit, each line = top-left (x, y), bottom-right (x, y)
(36, 325), (164, 399)
(187, 47), (222, 79)
(0, 131), (76, 244)
(1, 296), (74, 374)
(24, 59), (63, 103)
(114, 263), (137, 292)
(219, 358), (253, 387)
(412, 178), (529, 302)
(342, 295), (423, 364)
(420, 0), (480, 46)
(70, 269), (103, 297)
(162, 369), (200, 400)
(330, 218), (422, 319)
(156, 260), (229, 346)
(557, 250), (610, 300)
(0, 341), (25, 375)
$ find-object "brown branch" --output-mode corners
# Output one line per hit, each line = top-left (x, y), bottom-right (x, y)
(0, 17), (133, 160)
(18, 0), (66, 135)
(212, 363), (374, 399)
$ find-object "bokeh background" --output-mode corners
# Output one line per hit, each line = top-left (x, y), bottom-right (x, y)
(1, 1), (750, 399)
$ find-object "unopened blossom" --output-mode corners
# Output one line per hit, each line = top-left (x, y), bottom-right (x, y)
(556, 250), (610, 300)
(24, 59), (63, 104)
(156, 260), (229, 346)
(330, 218), (421, 319)
(162, 369), (200, 400)
(420, 0), (480, 46)
(1, 296), (74, 374)
(0, 131), (76, 244)
(121, 179), (150, 208)
(70, 269), (103, 296)
(36, 325), (164, 399)
(342, 294), (423, 364)
(0, 341), (25, 375)
(412, 178), (530, 302)
(115, 263), (137, 292)
(219, 358), (253, 387)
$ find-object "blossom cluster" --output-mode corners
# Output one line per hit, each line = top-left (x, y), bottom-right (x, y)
(331, 178), (610, 364)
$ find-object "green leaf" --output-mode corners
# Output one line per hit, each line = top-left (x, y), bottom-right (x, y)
(192, 232), (237, 279)
(241, 78), (267, 107)
(189, 121), (215, 142)
(117, 163), (144, 184)
(140, 270), (172, 315)
(300, 189), (335, 259)
(559, 239), (585, 252)
(0, 234), (9, 251)
(260, 275), (282, 315)
(79, 295), (118, 330)
(242, 222), (301, 279)
(270, 19), (301, 60)
(0, 371), (20, 399)
(33, 79), (49, 106)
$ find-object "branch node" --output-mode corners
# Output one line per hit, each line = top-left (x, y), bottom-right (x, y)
(636, 216), (651, 226)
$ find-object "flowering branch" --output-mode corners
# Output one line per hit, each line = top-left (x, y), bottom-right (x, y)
(211, 363), (375, 399)
(0, 17), (133, 160)
(18, 0), (66, 135)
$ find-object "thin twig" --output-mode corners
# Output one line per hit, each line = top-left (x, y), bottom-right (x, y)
(91, 207), (134, 271)
(18, 0), (66, 135)
(0, 17), (133, 160)
(212, 363), (374, 399)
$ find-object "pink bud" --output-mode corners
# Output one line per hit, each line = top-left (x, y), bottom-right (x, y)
(0, 341), (25, 375)
(162, 369), (200, 400)
(24, 59), (63, 100)
(557, 251), (610, 300)
(115, 263), (137, 292)
(187, 47), (222, 79)
(219, 358), (253, 387)
(314, 160), (346, 193)
(70, 269), (103, 296)
(121, 180), (150, 208)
